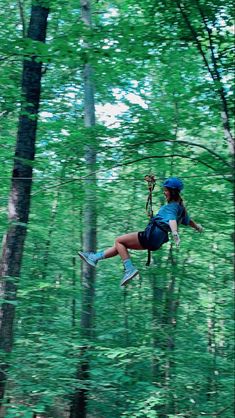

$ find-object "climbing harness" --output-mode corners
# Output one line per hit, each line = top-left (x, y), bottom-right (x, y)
(144, 174), (156, 266)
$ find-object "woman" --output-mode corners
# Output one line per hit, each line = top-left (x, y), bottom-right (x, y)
(78, 177), (203, 287)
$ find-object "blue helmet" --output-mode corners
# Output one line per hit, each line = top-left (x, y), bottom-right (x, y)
(163, 177), (184, 192)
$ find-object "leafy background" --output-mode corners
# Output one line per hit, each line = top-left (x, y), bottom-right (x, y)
(0, 0), (234, 417)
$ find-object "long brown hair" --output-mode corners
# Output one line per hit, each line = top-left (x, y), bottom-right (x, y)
(167, 187), (187, 215)
(167, 188), (182, 203)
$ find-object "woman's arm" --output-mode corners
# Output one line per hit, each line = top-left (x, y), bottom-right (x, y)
(169, 218), (204, 247)
(169, 220), (180, 246)
(189, 219), (204, 232)
(169, 220), (178, 234)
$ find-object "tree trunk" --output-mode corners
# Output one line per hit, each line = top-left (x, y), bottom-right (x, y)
(151, 183), (166, 383)
(206, 243), (218, 411)
(70, 1), (96, 417)
(0, 2), (49, 409)
(163, 245), (177, 416)
(151, 259), (165, 380)
(37, 185), (61, 326)
(151, 246), (178, 418)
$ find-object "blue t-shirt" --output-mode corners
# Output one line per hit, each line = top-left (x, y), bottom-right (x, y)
(153, 202), (190, 231)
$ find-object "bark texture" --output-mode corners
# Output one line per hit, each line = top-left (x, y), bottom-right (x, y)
(70, 1), (97, 417)
(0, 3), (49, 408)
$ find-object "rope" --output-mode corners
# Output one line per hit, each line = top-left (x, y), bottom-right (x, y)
(144, 174), (156, 218)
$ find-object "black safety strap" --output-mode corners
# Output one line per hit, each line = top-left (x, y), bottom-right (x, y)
(146, 249), (151, 266)
(144, 175), (156, 266)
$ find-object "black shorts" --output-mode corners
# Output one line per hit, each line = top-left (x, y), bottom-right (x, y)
(138, 225), (169, 251)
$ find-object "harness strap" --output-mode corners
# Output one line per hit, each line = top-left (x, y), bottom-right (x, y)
(144, 174), (156, 266)
(146, 250), (151, 266)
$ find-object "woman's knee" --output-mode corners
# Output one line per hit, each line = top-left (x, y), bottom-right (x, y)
(115, 236), (121, 246)
(115, 235), (125, 247)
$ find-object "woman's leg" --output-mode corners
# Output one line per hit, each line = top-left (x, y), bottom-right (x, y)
(78, 232), (143, 286)
(115, 232), (144, 260)
(78, 232), (143, 271)
(104, 232), (144, 260)
(113, 233), (143, 286)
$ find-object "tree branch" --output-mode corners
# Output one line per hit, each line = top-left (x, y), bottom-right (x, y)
(113, 153), (224, 174)
(194, 0), (234, 153)
(211, 403), (234, 416)
(175, 0), (215, 81)
(176, 0), (234, 154)
(100, 136), (232, 168)
(32, 152), (233, 196)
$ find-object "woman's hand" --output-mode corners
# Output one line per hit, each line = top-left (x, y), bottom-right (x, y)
(189, 219), (204, 232)
(172, 231), (180, 246)
(195, 223), (204, 232)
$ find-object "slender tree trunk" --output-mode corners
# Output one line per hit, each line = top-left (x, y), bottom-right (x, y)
(163, 245), (177, 416)
(154, 245), (178, 418)
(42, 193), (59, 277)
(206, 243), (219, 411)
(37, 186), (61, 327)
(0, 2), (49, 410)
(71, 184), (78, 329)
(70, 1), (96, 417)
(151, 183), (166, 385)
(151, 254), (170, 418)
(151, 260), (164, 380)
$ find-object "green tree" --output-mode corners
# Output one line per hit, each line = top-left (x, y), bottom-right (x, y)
(0, 0), (233, 416)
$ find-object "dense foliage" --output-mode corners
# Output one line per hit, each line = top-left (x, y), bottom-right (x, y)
(0, 0), (234, 417)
